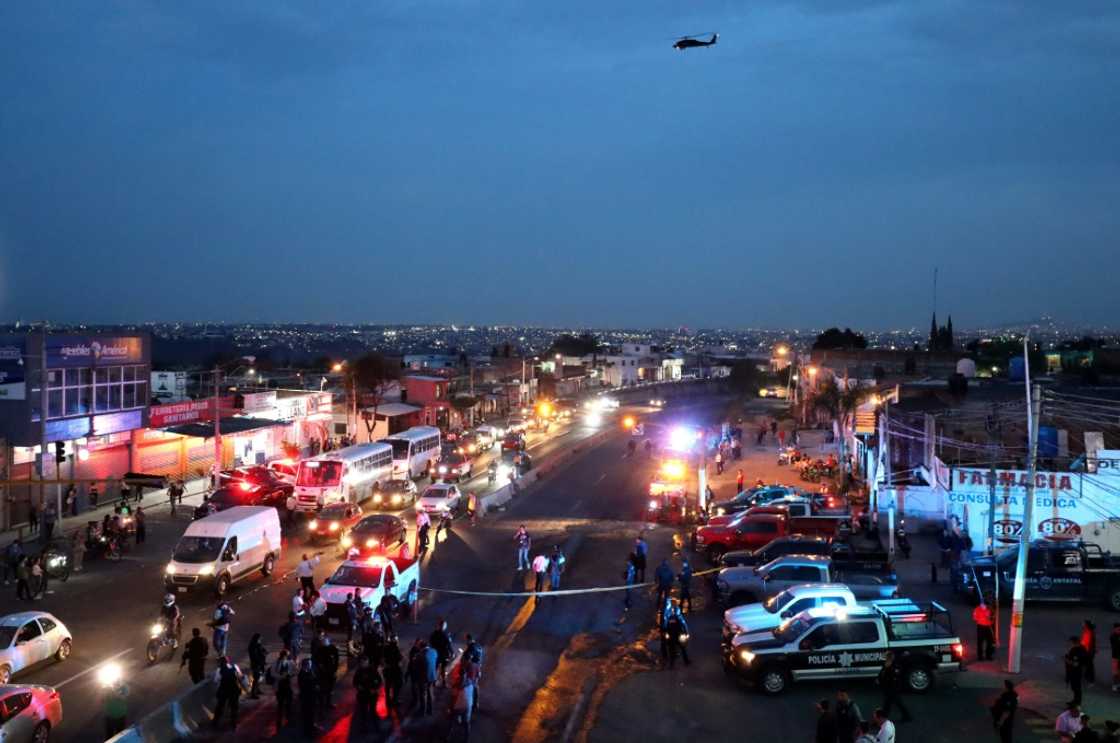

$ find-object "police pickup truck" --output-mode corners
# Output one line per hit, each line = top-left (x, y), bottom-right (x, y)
(727, 602), (963, 695)
(714, 554), (898, 607)
(959, 540), (1120, 610)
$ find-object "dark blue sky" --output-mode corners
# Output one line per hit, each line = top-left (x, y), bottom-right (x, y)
(2, 1), (1117, 329)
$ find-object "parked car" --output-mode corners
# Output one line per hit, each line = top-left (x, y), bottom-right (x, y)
(714, 554), (899, 607)
(710, 485), (800, 518)
(307, 503), (363, 543)
(193, 483), (290, 519)
(341, 514), (409, 558)
(0, 684), (62, 743)
(0, 613), (72, 686)
(370, 479), (417, 510)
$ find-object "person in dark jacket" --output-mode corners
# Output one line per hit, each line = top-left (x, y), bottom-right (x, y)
(312, 635), (339, 712)
(654, 559), (675, 609)
(272, 649), (295, 728)
(383, 636), (404, 709)
(1111, 623), (1120, 692)
(247, 634), (268, 699)
(877, 651), (913, 722)
(180, 628), (209, 684)
(429, 619), (453, 688)
(297, 658), (319, 737)
(816, 699), (839, 743)
(1082, 619), (1099, 686)
(407, 639), (428, 713)
(678, 559), (694, 613)
(991, 679), (1018, 743)
(211, 656), (245, 729)
(353, 655), (381, 725)
(1068, 634), (1090, 706)
(835, 689), (863, 743)
(279, 612), (303, 658)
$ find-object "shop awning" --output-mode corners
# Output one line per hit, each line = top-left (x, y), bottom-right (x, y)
(164, 416), (286, 438)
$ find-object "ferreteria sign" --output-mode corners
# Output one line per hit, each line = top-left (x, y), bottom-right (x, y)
(953, 468), (1075, 493)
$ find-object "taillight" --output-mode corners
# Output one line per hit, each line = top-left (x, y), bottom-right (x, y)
(952, 642), (963, 657)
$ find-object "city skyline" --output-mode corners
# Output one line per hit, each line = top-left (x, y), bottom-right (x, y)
(3, 2), (1118, 327)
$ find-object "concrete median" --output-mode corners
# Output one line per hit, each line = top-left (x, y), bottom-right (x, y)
(103, 679), (216, 743)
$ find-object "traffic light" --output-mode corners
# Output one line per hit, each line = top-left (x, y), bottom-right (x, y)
(54, 441), (67, 464)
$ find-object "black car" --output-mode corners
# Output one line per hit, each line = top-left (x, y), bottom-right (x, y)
(710, 485), (798, 517)
(218, 467), (293, 500)
(341, 514), (409, 557)
(370, 479), (418, 510)
(193, 484), (289, 519)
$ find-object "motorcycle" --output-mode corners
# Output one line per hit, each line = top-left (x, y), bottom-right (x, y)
(487, 463), (498, 485)
(41, 543), (72, 582)
(146, 619), (180, 664)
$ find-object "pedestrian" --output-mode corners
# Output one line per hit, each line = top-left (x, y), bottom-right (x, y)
(309, 590), (327, 631)
(634, 535), (648, 582)
(180, 627), (210, 683)
(422, 640), (439, 714)
(103, 676), (129, 740)
(297, 657), (319, 737)
(279, 611), (304, 659)
(407, 639), (428, 713)
(873, 708), (895, 743)
(654, 558), (675, 608)
(877, 651), (912, 723)
(463, 633), (484, 713)
(816, 699), (839, 743)
(292, 587), (306, 620)
(30, 557), (45, 599)
(1083, 619), (1099, 686)
(42, 501), (57, 541)
(778, 429), (786, 449)
(71, 530), (85, 572)
(678, 558), (693, 613)
(1068, 635), (1090, 706)
(1057, 704), (1084, 739)
(973, 599), (995, 661)
(623, 558), (637, 610)
(549, 545), (565, 591)
(375, 594), (395, 638)
(383, 635), (404, 709)
(296, 552), (321, 594)
(28, 503), (39, 534)
(735, 469), (744, 492)
(134, 506), (146, 544)
(353, 655), (381, 725)
(532, 552), (548, 594)
(715, 450), (724, 475)
(3, 539), (24, 585)
(89, 483), (99, 508)
(211, 601), (234, 658)
(515, 525), (531, 571)
(1077, 715), (1100, 743)
(212, 655), (246, 729)
(1111, 623), (1120, 692)
(836, 689), (863, 743)
(66, 484), (78, 517)
(991, 679), (1018, 743)
(313, 634), (339, 712)
(663, 600), (690, 668)
(273, 649), (295, 728)
(430, 619), (453, 688)
(248, 633), (268, 699)
(770, 419), (778, 438)
(408, 578), (420, 624)
(449, 675), (475, 740)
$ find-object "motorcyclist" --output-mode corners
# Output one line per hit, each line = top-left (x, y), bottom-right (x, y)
(160, 593), (182, 645)
(487, 460), (498, 484)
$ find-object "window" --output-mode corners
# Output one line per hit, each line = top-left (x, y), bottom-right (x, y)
(223, 537), (238, 561)
(805, 624), (841, 649)
(0, 692), (32, 723)
(787, 598), (815, 614)
(768, 566), (799, 581)
(38, 617), (56, 633)
(791, 566), (822, 581)
(17, 620), (42, 643)
(48, 388), (63, 418)
(839, 622), (880, 644)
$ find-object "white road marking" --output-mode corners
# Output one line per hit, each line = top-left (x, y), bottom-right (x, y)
(56, 648), (135, 689)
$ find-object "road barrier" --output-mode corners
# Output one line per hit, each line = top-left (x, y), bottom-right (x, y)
(104, 679), (216, 743)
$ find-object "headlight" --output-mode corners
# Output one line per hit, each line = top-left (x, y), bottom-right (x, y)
(329, 522), (339, 531)
(739, 650), (755, 664)
(165, 564), (176, 575)
(373, 494), (383, 503)
(680, 633), (689, 643)
(198, 565), (214, 576)
(366, 538), (377, 548)
(392, 494), (402, 504)
(151, 622), (165, 637)
(439, 466), (448, 474)
(308, 520), (318, 530)
(649, 499), (658, 510)
(341, 536), (353, 548)
(438, 503), (448, 512)
(716, 508), (725, 516)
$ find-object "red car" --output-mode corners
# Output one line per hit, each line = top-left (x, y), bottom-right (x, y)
(693, 512), (790, 563)
(307, 503), (363, 543)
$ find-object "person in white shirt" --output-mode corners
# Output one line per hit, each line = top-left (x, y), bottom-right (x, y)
(309, 591), (328, 630)
(1055, 704), (1083, 738)
(531, 554), (549, 594)
(873, 708), (895, 743)
(296, 553), (321, 593)
(292, 588), (306, 618)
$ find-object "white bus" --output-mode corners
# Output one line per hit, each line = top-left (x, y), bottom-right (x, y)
(382, 426), (442, 479)
(294, 442), (394, 513)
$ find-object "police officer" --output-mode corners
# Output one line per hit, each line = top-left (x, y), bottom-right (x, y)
(876, 651), (913, 723)
(662, 599), (690, 668)
(180, 627), (210, 684)
(654, 559), (675, 609)
(212, 655), (246, 729)
(972, 599), (995, 661)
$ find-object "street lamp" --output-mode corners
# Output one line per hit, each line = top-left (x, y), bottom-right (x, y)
(332, 362), (344, 373)
(776, 345), (788, 356)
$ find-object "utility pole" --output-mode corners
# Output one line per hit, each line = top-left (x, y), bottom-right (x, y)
(212, 368), (222, 485)
(985, 403), (1000, 555)
(39, 335), (49, 517)
(1007, 368), (1041, 674)
(883, 398), (892, 550)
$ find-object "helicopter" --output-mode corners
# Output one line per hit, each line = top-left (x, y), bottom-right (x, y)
(672, 33), (718, 51)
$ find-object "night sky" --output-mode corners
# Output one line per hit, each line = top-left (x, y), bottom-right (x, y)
(2, 2), (1117, 329)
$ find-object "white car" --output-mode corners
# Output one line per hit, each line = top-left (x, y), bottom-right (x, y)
(0, 614), (72, 686)
(0, 684), (62, 743)
(417, 483), (462, 514)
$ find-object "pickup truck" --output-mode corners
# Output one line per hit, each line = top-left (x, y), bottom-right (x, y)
(696, 512), (846, 564)
(722, 583), (919, 647)
(710, 485), (800, 518)
(320, 556), (419, 628)
(727, 602), (963, 695)
(959, 540), (1120, 610)
(721, 535), (888, 570)
(715, 554), (899, 607)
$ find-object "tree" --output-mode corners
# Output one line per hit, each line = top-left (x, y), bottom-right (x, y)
(812, 328), (867, 351)
(547, 332), (600, 358)
(726, 361), (764, 397)
(811, 380), (864, 479)
(350, 353), (400, 439)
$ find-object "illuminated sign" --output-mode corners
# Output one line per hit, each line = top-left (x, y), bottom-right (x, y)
(92, 410), (143, 436)
(46, 417), (91, 442)
(46, 335), (146, 368)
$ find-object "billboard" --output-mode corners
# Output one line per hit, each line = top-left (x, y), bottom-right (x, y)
(0, 337), (26, 400)
(46, 335), (147, 368)
(150, 400), (215, 428)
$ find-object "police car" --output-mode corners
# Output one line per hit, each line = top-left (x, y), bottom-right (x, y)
(727, 602), (962, 695)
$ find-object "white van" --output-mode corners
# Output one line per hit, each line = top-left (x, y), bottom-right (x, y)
(164, 506), (282, 597)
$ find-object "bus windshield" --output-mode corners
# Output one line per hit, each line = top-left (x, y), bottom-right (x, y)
(297, 461), (343, 487)
(386, 440), (411, 459)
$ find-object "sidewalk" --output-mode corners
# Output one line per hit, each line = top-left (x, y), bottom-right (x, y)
(1, 477), (211, 550)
